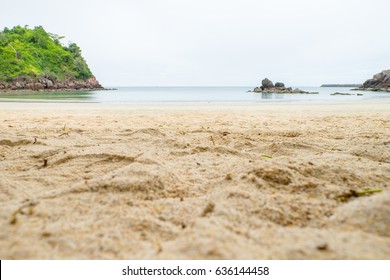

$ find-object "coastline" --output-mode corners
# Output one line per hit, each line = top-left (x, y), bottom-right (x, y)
(1, 86), (389, 104)
(1, 98), (389, 112)
(0, 100), (389, 259)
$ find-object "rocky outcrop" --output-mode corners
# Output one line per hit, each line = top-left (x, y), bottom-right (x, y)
(359, 70), (390, 92)
(330, 92), (363, 96)
(0, 76), (103, 92)
(274, 82), (285, 88)
(252, 78), (317, 94)
(262, 78), (274, 88)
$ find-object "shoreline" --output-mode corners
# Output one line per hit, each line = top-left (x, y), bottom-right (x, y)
(1, 98), (389, 112)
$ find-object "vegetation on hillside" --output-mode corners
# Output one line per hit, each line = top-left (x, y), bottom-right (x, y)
(0, 25), (93, 83)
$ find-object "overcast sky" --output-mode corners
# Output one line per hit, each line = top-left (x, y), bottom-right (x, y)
(2, 0), (390, 86)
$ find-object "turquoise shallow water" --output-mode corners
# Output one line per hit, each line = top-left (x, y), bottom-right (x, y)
(0, 86), (389, 103)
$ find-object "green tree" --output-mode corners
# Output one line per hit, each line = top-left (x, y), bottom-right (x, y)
(0, 25), (94, 82)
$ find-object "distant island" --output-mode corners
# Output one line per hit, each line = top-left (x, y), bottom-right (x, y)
(0, 26), (102, 92)
(321, 84), (362, 87)
(251, 78), (318, 94)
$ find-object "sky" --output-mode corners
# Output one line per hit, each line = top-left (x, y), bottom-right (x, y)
(1, 0), (390, 86)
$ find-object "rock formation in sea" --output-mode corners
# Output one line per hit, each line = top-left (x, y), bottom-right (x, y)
(358, 70), (390, 92)
(252, 78), (317, 94)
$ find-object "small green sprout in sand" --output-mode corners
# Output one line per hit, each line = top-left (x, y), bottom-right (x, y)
(261, 154), (273, 159)
(337, 188), (382, 202)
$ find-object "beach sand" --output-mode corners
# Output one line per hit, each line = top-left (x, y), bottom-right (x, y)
(0, 100), (389, 259)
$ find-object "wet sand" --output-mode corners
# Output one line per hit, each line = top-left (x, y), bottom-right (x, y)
(0, 100), (389, 259)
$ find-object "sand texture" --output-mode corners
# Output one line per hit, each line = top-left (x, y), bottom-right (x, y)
(0, 101), (389, 259)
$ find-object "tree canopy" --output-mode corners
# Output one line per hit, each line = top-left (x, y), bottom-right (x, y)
(0, 26), (93, 82)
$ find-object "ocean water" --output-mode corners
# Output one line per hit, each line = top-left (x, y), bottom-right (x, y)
(0, 86), (389, 103)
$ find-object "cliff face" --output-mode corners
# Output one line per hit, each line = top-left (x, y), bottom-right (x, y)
(0, 76), (102, 92)
(360, 70), (390, 92)
(0, 25), (103, 92)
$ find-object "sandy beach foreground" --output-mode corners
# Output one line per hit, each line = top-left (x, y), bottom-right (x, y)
(0, 100), (389, 259)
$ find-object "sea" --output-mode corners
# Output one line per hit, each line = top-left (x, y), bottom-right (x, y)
(0, 86), (389, 103)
